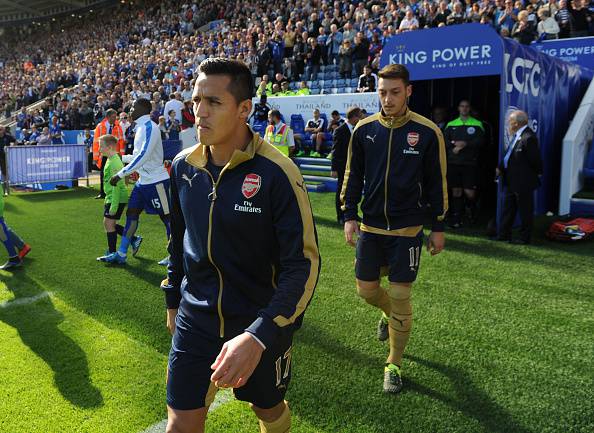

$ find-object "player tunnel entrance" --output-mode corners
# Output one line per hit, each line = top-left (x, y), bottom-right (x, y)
(410, 75), (501, 219)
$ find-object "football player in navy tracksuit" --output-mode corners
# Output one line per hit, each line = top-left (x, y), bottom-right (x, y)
(341, 64), (448, 394)
(161, 58), (320, 433)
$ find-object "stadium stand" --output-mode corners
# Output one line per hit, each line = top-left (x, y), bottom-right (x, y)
(1, 0), (593, 129)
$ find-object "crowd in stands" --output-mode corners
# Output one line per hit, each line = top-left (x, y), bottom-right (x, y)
(0, 0), (592, 136)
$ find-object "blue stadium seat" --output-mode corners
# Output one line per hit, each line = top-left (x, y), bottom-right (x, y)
(318, 72), (326, 80)
(311, 81), (320, 89)
(291, 114), (305, 135)
(350, 78), (359, 87)
(336, 78), (347, 87)
(319, 113), (328, 131)
(323, 80), (333, 88)
(289, 81), (298, 90)
(311, 88), (321, 94)
(344, 87), (352, 93)
(306, 80), (313, 87)
(252, 120), (267, 136)
(330, 88), (339, 94)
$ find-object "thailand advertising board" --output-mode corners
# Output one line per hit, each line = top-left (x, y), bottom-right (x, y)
(259, 93), (380, 119)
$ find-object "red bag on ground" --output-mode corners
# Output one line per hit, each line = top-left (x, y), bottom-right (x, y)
(546, 218), (594, 241)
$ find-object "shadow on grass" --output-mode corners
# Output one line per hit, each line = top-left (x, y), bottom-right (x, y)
(123, 256), (167, 287)
(0, 272), (103, 408)
(404, 354), (530, 433)
(12, 187), (95, 203)
(293, 322), (529, 433)
(446, 236), (593, 276)
(313, 215), (343, 231)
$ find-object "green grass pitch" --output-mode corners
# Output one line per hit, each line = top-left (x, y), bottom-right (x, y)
(0, 187), (593, 433)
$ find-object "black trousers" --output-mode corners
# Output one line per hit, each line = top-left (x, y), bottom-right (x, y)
(98, 156), (107, 196)
(335, 169), (345, 223)
(500, 189), (534, 242)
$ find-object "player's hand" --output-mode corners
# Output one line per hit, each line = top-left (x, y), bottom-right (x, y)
(166, 308), (178, 335)
(210, 332), (264, 389)
(344, 219), (360, 247)
(427, 231), (445, 256)
(109, 175), (121, 186)
(331, 170), (338, 178)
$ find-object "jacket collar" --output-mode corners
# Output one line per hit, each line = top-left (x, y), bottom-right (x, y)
(378, 108), (411, 128)
(186, 126), (263, 170)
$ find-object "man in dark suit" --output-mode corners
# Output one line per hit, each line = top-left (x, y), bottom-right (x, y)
(495, 110), (543, 244)
(331, 107), (362, 224)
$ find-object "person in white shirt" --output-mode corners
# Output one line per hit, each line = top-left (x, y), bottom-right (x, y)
(163, 93), (184, 123)
(103, 98), (171, 265)
(399, 9), (420, 31)
(537, 9), (560, 39)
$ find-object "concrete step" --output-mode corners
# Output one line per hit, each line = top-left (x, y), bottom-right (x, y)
(294, 157), (332, 167)
(303, 175), (337, 193)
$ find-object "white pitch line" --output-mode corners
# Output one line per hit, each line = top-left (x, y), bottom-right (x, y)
(140, 388), (234, 433)
(0, 291), (52, 309)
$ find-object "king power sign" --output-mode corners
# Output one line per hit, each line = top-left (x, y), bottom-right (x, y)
(380, 24), (503, 80)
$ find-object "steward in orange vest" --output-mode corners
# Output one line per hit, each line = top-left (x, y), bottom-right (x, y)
(93, 109), (125, 169)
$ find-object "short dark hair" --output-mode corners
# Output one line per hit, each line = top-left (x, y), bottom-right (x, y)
(198, 58), (254, 104)
(105, 108), (118, 117)
(378, 64), (410, 85)
(135, 98), (152, 113)
(269, 109), (282, 120)
(331, 110), (340, 116)
(346, 107), (362, 120)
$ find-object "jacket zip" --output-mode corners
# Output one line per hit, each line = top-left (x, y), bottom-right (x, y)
(196, 166), (226, 338)
(384, 127), (394, 230)
(418, 182), (423, 208)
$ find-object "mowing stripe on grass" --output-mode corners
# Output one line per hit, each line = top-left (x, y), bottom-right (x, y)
(0, 291), (52, 308)
(140, 389), (234, 433)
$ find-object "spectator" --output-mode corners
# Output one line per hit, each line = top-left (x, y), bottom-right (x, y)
(338, 40), (354, 79)
(158, 116), (168, 140)
(555, 0), (572, 38)
(400, 9), (420, 31)
(37, 127), (52, 146)
(163, 93), (184, 123)
(180, 81), (193, 102)
(567, 0), (591, 38)
(326, 24), (344, 65)
(296, 81), (311, 96)
(357, 65), (378, 93)
(282, 58), (298, 82)
(352, 32), (370, 76)
(447, 2), (466, 25)
(180, 100), (195, 131)
(165, 110), (180, 140)
(49, 116), (64, 144)
(293, 34), (307, 78)
(512, 10), (537, 43)
(499, 0), (519, 33)
(119, 112), (131, 136)
(537, 9), (561, 38)
(435, 1), (453, 26)
(305, 37), (322, 81)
